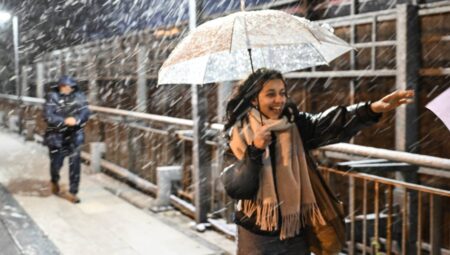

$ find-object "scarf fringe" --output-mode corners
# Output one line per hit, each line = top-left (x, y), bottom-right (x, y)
(243, 199), (279, 232)
(244, 200), (327, 240)
(280, 203), (326, 240)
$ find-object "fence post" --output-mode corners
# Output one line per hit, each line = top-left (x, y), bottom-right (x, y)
(21, 66), (28, 97)
(25, 120), (35, 141)
(90, 142), (106, 172)
(36, 62), (44, 99)
(189, 0), (211, 224)
(152, 165), (183, 211)
(395, 5), (420, 153)
(87, 48), (98, 104)
(349, 176), (356, 255)
(430, 194), (442, 255)
(191, 83), (212, 224)
(136, 46), (148, 113)
(395, 4), (420, 254)
(216, 81), (233, 220)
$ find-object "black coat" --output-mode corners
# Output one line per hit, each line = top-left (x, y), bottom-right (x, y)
(43, 87), (90, 150)
(221, 102), (382, 236)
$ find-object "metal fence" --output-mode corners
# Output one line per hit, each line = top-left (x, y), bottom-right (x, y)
(1, 94), (449, 254)
(319, 166), (450, 255)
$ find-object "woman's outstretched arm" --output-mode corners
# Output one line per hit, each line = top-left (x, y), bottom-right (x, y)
(297, 90), (414, 149)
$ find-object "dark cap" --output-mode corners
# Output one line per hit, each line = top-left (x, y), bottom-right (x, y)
(58, 75), (77, 87)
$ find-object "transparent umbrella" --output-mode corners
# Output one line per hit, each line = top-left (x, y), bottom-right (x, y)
(158, 9), (353, 85)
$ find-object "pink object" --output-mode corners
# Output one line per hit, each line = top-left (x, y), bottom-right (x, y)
(426, 87), (450, 132)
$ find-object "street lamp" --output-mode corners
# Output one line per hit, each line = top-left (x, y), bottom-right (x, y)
(0, 10), (22, 134)
(0, 10), (20, 97)
(0, 11), (11, 22)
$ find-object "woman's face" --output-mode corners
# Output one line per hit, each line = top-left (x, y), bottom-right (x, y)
(253, 79), (287, 120)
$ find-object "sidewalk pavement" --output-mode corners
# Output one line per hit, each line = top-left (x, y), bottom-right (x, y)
(0, 130), (235, 255)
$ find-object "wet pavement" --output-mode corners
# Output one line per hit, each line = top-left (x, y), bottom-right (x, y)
(7, 178), (53, 197)
(0, 129), (232, 255)
(0, 183), (60, 254)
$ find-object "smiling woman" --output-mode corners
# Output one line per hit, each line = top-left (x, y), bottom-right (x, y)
(251, 79), (287, 120)
(221, 68), (414, 255)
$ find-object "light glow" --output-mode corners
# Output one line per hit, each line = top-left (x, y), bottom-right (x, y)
(0, 11), (11, 23)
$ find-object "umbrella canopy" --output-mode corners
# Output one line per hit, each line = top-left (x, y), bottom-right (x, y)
(426, 87), (450, 132)
(158, 10), (352, 85)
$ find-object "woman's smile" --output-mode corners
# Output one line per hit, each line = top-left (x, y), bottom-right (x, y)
(269, 105), (283, 115)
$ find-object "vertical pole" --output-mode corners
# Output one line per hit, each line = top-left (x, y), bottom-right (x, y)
(12, 16), (20, 97)
(189, 0), (211, 224)
(395, 4), (420, 153)
(349, 176), (356, 255)
(127, 126), (137, 172)
(386, 186), (393, 255)
(88, 50), (98, 104)
(12, 15), (24, 134)
(395, 5), (420, 254)
(192, 84), (211, 224)
(417, 191), (422, 255)
(349, 0), (358, 145)
(135, 46), (152, 173)
(217, 81), (233, 220)
(36, 62), (44, 98)
(371, 16), (377, 70)
(372, 182), (380, 254)
(189, 0), (197, 31)
(136, 46), (148, 112)
(401, 189), (408, 255)
(21, 65), (28, 97)
(429, 194), (442, 255)
(362, 180), (368, 255)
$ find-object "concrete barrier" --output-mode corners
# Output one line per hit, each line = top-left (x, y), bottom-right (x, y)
(90, 142), (106, 172)
(0, 111), (5, 126)
(25, 120), (36, 141)
(151, 165), (182, 212)
(8, 115), (19, 132)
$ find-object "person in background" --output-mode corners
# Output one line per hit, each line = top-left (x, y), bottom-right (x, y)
(221, 68), (414, 255)
(43, 76), (90, 203)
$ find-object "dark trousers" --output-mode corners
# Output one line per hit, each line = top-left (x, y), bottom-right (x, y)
(49, 147), (81, 194)
(237, 226), (310, 255)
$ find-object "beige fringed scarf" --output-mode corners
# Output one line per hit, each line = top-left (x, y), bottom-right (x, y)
(230, 108), (326, 240)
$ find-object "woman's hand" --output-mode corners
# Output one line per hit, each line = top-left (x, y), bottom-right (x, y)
(253, 125), (272, 149)
(370, 90), (414, 113)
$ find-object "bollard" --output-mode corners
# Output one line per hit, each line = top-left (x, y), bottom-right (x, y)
(8, 115), (19, 132)
(151, 165), (182, 212)
(0, 111), (4, 126)
(25, 120), (36, 141)
(90, 142), (106, 172)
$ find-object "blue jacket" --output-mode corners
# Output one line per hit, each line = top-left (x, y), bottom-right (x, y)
(43, 86), (90, 149)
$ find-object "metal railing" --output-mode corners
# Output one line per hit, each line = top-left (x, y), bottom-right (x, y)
(1, 94), (449, 254)
(320, 166), (450, 255)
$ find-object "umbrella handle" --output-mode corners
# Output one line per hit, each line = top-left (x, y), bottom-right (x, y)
(248, 48), (255, 73)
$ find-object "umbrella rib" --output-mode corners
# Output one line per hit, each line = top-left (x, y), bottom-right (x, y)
(308, 29), (322, 45)
(202, 54), (211, 84)
(229, 15), (238, 53)
(309, 43), (329, 65)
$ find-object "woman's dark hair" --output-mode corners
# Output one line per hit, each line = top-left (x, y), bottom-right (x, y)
(224, 68), (296, 131)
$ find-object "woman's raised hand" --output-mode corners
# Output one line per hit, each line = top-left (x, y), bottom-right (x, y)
(370, 90), (415, 113)
(253, 125), (272, 149)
